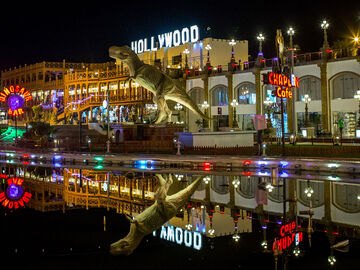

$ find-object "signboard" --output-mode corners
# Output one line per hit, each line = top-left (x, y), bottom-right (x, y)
(263, 72), (299, 99)
(252, 115), (267, 130)
(153, 225), (202, 250)
(0, 177), (32, 209)
(272, 221), (303, 251)
(0, 85), (32, 116)
(131, 25), (200, 53)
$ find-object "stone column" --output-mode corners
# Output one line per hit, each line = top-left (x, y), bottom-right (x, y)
(253, 68), (263, 115)
(201, 75), (210, 129)
(227, 73), (234, 128)
(319, 59), (331, 134)
(287, 96), (294, 134)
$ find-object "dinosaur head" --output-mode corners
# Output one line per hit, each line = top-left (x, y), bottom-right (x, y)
(110, 239), (134, 256)
(109, 45), (136, 62)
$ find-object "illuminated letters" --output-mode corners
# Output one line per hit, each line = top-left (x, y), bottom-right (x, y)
(193, 232), (202, 250)
(184, 230), (192, 247)
(167, 226), (175, 242)
(190, 25), (199, 43)
(155, 225), (202, 250)
(175, 227), (183, 245)
(131, 25), (200, 52)
(164, 32), (173, 47)
(173, 30), (181, 47)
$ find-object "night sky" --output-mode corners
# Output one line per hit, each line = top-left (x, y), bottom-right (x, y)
(1, 0), (359, 71)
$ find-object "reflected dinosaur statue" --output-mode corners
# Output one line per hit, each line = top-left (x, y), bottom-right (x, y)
(109, 45), (210, 124)
(110, 174), (203, 255)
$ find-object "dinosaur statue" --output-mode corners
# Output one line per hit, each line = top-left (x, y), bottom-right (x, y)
(275, 29), (285, 70)
(109, 45), (210, 124)
(110, 174), (203, 255)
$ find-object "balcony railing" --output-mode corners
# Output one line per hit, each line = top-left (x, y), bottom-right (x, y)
(185, 49), (360, 78)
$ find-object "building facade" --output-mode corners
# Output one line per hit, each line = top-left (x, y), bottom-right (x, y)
(185, 51), (360, 137)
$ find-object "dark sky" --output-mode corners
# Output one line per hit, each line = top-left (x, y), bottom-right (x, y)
(1, 0), (359, 71)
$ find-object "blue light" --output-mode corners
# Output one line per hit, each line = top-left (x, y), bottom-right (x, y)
(279, 170), (289, 177)
(53, 155), (63, 160)
(279, 161), (289, 168)
(53, 163), (62, 167)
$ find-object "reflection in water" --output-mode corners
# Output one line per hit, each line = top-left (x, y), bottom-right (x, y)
(0, 164), (359, 267)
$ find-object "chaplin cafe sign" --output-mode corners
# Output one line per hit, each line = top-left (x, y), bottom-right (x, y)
(153, 225), (202, 250)
(131, 25), (200, 54)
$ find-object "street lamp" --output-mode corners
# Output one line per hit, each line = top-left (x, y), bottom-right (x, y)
(264, 97), (274, 128)
(201, 101), (210, 128)
(302, 94), (311, 127)
(257, 33), (265, 54)
(229, 39), (236, 64)
(183, 48), (190, 70)
(174, 103), (183, 124)
(205, 44), (212, 68)
(230, 99), (238, 128)
(354, 90), (360, 137)
(321, 20), (330, 49)
(287, 27), (295, 48)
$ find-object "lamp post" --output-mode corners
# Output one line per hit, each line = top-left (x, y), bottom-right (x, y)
(230, 99), (239, 128)
(201, 101), (210, 129)
(321, 20), (330, 50)
(229, 39), (236, 63)
(205, 44), (212, 70)
(287, 27), (297, 138)
(257, 34), (265, 54)
(174, 103), (183, 124)
(264, 97), (274, 128)
(183, 48), (190, 70)
(302, 94), (311, 127)
(354, 90), (360, 137)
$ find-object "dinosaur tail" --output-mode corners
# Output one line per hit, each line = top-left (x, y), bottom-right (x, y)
(171, 90), (212, 121)
(167, 176), (203, 207)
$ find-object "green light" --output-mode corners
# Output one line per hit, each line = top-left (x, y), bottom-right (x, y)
(94, 157), (104, 162)
(94, 165), (104, 170)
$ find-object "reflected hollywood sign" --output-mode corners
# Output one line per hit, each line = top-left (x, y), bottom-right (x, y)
(153, 225), (202, 250)
(272, 221), (303, 251)
(0, 177), (32, 209)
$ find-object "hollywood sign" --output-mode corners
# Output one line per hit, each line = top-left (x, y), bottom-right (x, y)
(131, 25), (200, 54)
(153, 225), (202, 250)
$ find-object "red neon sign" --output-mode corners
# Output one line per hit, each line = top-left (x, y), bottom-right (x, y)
(272, 221), (304, 251)
(0, 177), (31, 209)
(0, 85), (32, 116)
(264, 73), (299, 99)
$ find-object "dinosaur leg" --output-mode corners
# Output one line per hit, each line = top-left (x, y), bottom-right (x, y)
(154, 174), (173, 203)
(152, 96), (167, 124)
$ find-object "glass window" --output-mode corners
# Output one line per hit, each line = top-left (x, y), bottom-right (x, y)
(189, 87), (204, 106)
(333, 183), (360, 213)
(211, 85), (228, 106)
(332, 73), (360, 99)
(235, 82), (256, 104)
(297, 180), (324, 208)
(297, 76), (321, 101)
(211, 175), (229, 194)
(236, 176), (256, 198)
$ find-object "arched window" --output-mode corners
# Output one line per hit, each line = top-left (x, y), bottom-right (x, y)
(332, 73), (360, 99)
(297, 180), (324, 208)
(333, 183), (360, 213)
(189, 87), (204, 106)
(211, 175), (229, 194)
(235, 82), (256, 104)
(236, 176), (256, 198)
(297, 76), (321, 101)
(210, 85), (228, 106)
(268, 186), (284, 203)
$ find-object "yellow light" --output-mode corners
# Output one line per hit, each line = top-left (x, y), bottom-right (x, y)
(354, 36), (359, 43)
